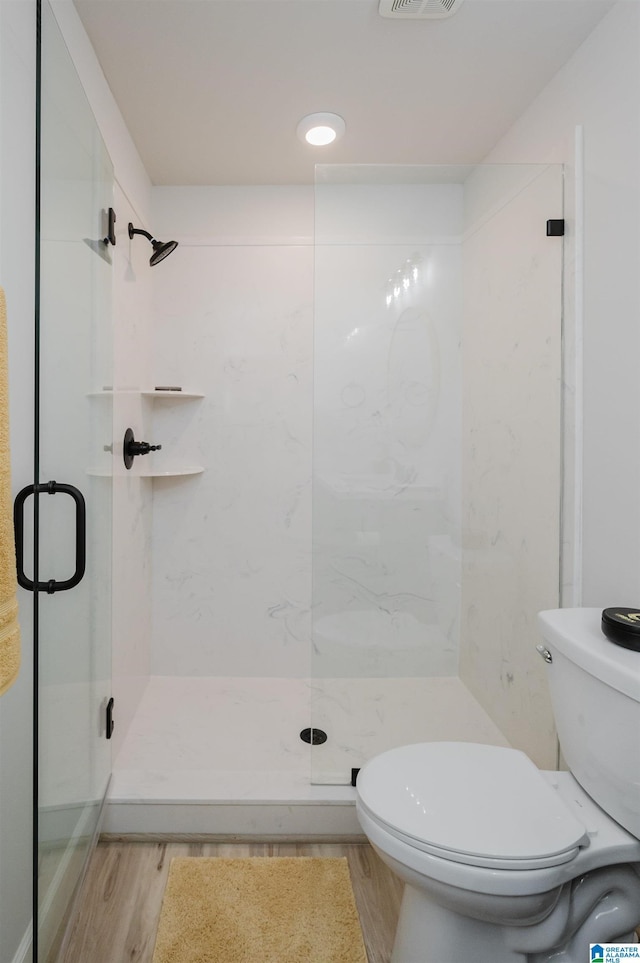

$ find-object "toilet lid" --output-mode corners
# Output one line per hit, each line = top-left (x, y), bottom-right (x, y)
(357, 743), (590, 869)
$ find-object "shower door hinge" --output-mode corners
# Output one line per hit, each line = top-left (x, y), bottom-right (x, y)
(106, 697), (115, 740)
(546, 219), (565, 236)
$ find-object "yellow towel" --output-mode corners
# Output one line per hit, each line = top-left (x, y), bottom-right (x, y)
(0, 287), (20, 696)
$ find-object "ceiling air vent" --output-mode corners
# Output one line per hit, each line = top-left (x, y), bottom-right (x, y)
(379, 0), (465, 19)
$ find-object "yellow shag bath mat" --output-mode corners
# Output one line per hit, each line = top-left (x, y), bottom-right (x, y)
(151, 856), (368, 963)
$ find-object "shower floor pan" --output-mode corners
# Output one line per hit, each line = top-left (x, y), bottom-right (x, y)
(104, 675), (509, 836)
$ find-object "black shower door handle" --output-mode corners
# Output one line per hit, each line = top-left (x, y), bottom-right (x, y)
(14, 481), (86, 593)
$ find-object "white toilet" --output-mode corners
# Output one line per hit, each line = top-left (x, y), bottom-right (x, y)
(355, 608), (640, 963)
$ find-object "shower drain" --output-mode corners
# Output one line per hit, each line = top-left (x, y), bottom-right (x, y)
(299, 727), (328, 745)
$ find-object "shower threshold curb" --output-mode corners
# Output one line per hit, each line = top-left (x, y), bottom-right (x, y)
(105, 771), (360, 836)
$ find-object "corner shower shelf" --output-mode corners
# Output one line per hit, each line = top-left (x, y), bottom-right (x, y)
(88, 389), (205, 476)
(140, 465), (204, 478)
(141, 390), (205, 399)
(88, 389), (205, 399)
(143, 390), (205, 475)
(87, 465), (204, 477)
(88, 465), (204, 476)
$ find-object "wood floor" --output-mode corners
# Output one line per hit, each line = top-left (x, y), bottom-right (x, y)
(59, 838), (404, 963)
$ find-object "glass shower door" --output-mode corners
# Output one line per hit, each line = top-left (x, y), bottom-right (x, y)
(311, 164), (564, 784)
(33, 3), (113, 957)
(311, 166), (464, 784)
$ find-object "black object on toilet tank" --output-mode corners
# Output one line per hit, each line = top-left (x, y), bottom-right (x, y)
(601, 608), (640, 651)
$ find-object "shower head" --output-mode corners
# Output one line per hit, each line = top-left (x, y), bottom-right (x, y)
(150, 238), (178, 266)
(128, 223), (178, 266)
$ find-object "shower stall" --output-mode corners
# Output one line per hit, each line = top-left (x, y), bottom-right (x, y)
(107, 161), (564, 831)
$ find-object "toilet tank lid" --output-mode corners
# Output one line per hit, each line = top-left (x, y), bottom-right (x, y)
(357, 743), (589, 863)
(538, 608), (640, 702)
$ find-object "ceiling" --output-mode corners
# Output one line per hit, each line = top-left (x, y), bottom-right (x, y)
(73, 0), (616, 186)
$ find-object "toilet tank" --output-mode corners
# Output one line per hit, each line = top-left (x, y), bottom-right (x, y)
(538, 608), (640, 839)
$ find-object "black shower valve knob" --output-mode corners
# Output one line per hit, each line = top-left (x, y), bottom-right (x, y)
(128, 440), (162, 456)
(123, 427), (162, 470)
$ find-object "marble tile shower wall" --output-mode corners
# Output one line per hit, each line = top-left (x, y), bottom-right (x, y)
(149, 185), (464, 681)
(151, 238), (314, 677)
(312, 240), (462, 679)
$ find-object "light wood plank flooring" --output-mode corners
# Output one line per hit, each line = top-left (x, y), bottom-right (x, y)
(60, 839), (404, 963)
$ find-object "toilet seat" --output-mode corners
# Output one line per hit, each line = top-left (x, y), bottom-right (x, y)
(356, 743), (590, 871)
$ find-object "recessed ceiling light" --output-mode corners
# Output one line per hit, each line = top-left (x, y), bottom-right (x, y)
(296, 112), (345, 147)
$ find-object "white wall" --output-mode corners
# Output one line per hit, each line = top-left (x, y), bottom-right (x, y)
(50, 1), (151, 225)
(485, 0), (640, 607)
(0, 4), (36, 960)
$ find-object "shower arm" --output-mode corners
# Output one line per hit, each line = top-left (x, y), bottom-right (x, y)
(128, 225), (155, 243)
(128, 222), (179, 266)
